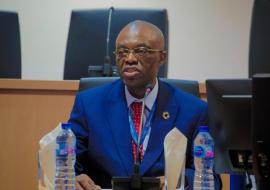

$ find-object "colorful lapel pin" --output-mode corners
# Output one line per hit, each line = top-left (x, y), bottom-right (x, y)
(162, 111), (170, 120)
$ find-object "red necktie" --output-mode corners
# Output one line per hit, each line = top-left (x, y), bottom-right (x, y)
(131, 102), (144, 162)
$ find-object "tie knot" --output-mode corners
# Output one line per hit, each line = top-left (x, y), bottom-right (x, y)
(131, 102), (142, 114)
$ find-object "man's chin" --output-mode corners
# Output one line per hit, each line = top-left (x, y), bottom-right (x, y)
(122, 77), (141, 86)
(122, 77), (137, 86)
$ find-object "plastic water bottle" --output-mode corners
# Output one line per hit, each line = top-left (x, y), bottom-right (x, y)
(54, 123), (76, 190)
(193, 126), (215, 190)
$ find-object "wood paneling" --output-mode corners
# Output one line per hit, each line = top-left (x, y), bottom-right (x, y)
(0, 79), (78, 190)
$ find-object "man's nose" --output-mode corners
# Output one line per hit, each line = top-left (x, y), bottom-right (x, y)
(125, 51), (138, 64)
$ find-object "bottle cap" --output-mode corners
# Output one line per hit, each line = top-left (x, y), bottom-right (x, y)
(61, 123), (71, 129)
(199, 125), (209, 132)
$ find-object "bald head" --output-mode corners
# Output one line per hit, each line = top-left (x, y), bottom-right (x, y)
(116, 20), (165, 49)
(115, 20), (166, 98)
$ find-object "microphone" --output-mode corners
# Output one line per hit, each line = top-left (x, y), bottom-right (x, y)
(131, 84), (153, 189)
(103, 7), (118, 76)
(88, 7), (118, 77)
(136, 84), (153, 164)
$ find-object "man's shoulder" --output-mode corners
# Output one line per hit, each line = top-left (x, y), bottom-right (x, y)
(76, 79), (122, 100)
(160, 80), (207, 109)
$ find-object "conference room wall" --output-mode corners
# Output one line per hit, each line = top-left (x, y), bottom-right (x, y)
(0, 0), (253, 81)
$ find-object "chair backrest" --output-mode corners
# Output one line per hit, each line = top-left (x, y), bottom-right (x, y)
(79, 77), (200, 97)
(0, 11), (21, 78)
(249, 0), (270, 77)
(64, 8), (168, 80)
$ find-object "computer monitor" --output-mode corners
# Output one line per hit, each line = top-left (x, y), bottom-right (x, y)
(252, 74), (270, 189)
(206, 79), (252, 174)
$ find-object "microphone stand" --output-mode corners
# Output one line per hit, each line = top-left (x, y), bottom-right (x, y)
(130, 88), (149, 189)
(88, 7), (118, 77)
(112, 86), (160, 190)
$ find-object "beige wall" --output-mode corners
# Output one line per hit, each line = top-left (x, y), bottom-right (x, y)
(0, 0), (254, 81)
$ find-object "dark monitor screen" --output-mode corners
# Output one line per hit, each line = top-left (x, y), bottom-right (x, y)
(206, 79), (252, 174)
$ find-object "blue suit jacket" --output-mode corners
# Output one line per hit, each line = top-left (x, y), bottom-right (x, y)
(69, 79), (221, 189)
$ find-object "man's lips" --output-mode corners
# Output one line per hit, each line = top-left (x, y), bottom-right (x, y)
(122, 67), (140, 78)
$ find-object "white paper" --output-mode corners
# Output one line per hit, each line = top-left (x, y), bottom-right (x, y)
(164, 127), (187, 190)
(38, 123), (61, 190)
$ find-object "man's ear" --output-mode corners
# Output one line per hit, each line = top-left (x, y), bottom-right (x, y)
(159, 51), (167, 66)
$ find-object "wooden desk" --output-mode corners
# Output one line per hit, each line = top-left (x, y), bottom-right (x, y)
(0, 79), (228, 190)
(0, 79), (78, 190)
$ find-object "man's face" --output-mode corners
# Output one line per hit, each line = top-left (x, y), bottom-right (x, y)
(115, 25), (165, 90)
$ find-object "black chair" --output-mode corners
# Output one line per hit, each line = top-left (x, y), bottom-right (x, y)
(64, 8), (168, 80)
(0, 11), (21, 78)
(249, 0), (270, 77)
(79, 77), (200, 97)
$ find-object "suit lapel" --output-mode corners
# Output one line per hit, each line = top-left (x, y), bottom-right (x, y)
(106, 81), (134, 176)
(140, 81), (179, 175)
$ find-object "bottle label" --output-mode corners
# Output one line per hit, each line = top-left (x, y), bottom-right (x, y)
(67, 147), (75, 155)
(56, 143), (75, 156)
(194, 145), (214, 158)
(56, 143), (67, 156)
(205, 150), (214, 158)
(194, 145), (205, 158)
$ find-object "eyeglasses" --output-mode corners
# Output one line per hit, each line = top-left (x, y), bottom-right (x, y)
(114, 47), (165, 59)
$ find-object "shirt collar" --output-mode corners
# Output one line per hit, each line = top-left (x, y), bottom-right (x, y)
(125, 79), (158, 110)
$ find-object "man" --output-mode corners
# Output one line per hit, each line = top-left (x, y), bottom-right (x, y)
(69, 20), (220, 190)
